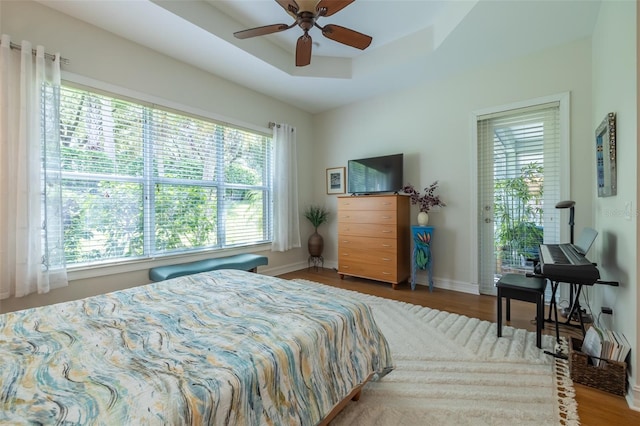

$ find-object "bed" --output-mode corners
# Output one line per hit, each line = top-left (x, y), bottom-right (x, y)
(0, 269), (393, 425)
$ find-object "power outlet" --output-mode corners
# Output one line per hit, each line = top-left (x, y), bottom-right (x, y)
(601, 306), (613, 315)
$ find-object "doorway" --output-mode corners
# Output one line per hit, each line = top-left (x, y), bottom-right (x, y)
(474, 95), (569, 295)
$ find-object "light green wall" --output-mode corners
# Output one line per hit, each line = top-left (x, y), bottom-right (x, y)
(591, 0), (638, 409)
(314, 38), (594, 292)
(0, 0), (315, 313)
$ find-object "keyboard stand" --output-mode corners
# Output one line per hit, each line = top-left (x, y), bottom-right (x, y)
(545, 280), (588, 336)
(545, 277), (619, 341)
(527, 274), (567, 359)
(546, 283), (567, 360)
(529, 278), (586, 360)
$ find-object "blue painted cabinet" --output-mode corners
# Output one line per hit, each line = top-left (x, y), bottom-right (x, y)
(411, 226), (434, 291)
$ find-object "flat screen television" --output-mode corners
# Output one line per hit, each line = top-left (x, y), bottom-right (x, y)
(347, 153), (403, 195)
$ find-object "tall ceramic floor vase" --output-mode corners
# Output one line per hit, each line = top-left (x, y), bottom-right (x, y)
(417, 211), (429, 226)
(308, 231), (324, 257)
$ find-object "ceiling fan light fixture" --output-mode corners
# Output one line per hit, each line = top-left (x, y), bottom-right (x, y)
(296, 0), (321, 13)
(297, 11), (316, 31)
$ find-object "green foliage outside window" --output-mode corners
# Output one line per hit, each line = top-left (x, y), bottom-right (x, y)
(154, 185), (217, 251)
(57, 86), (271, 265)
(494, 162), (544, 265)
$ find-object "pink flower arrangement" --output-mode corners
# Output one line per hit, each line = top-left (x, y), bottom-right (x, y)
(402, 181), (446, 213)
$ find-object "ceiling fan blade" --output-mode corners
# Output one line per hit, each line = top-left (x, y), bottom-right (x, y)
(316, 0), (354, 17)
(321, 24), (372, 50)
(276, 0), (299, 15)
(234, 23), (291, 39)
(296, 34), (312, 67)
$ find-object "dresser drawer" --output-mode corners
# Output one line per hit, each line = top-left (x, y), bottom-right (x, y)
(337, 210), (397, 225)
(338, 262), (399, 284)
(338, 235), (397, 252)
(338, 248), (398, 266)
(338, 196), (399, 212)
(338, 222), (397, 238)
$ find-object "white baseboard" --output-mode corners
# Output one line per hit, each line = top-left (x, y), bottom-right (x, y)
(412, 275), (480, 295)
(262, 260), (340, 277)
(261, 261), (308, 277)
(627, 380), (640, 411)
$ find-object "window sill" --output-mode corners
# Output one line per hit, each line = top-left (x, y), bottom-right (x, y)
(67, 243), (272, 281)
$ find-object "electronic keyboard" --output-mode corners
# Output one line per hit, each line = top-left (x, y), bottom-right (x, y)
(539, 243), (600, 285)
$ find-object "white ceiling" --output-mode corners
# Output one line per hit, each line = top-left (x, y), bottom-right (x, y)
(37, 0), (602, 113)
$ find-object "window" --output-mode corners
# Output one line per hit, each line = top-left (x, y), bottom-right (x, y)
(58, 85), (272, 266)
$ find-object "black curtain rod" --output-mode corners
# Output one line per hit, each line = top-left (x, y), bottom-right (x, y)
(4, 41), (70, 65)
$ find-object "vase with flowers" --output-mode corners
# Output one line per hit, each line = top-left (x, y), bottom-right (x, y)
(402, 181), (446, 226)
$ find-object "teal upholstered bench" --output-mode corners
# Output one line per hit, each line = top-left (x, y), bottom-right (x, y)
(149, 253), (268, 282)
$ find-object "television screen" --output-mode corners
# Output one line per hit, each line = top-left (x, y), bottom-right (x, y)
(347, 153), (403, 194)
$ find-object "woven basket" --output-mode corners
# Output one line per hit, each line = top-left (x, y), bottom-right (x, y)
(569, 337), (627, 396)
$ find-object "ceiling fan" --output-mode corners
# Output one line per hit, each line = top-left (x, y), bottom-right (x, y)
(233, 0), (372, 67)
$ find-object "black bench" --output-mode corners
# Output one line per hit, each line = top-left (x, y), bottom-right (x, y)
(149, 253), (268, 282)
(496, 273), (547, 349)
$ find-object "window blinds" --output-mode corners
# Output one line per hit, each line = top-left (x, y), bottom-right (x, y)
(58, 85), (271, 266)
(477, 102), (561, 289)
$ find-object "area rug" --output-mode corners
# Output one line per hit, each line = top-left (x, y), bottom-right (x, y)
(293, 280), (579, 426)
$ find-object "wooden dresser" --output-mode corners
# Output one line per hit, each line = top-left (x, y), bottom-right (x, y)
(337, 194), (410, 289)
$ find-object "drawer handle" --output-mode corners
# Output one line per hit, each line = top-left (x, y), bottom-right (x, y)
(382, 244), (391, 247)
(382, 230), (392, 233)
(382, 272), (391, 275)
(381, 216), (391, 219)
(382, 202), (391, 205)
(382, 258), (391, 261)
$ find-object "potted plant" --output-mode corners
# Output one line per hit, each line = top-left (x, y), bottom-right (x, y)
(304, 205), (329, 257)
(402, 181), (446, 225)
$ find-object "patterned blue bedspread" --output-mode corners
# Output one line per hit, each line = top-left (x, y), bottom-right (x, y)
(0, 269), (393, 425)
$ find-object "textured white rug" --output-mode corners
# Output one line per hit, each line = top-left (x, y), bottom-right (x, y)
(293, 280), (580, 426)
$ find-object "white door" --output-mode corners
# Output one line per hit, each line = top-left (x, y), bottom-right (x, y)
(475, 97), (567, 295)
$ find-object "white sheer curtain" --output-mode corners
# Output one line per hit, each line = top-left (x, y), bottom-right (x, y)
(0, 35), (68, 299)
(271, 123), (301, 252)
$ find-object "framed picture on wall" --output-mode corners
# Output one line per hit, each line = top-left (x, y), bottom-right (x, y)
(595, 112), (617, 197)
(326, 167), (346, 194)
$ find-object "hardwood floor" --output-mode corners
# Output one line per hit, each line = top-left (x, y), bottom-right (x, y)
(277, 268), (640, 426)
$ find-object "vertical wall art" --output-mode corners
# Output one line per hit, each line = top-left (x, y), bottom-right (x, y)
(326, 167), (345, 195)
(595, 112), (617, 197)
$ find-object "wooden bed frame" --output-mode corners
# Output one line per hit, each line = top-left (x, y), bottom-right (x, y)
(319, 373), (372, 425)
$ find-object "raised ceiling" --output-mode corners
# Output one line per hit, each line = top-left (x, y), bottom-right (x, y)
(37, 0), (601, 113)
